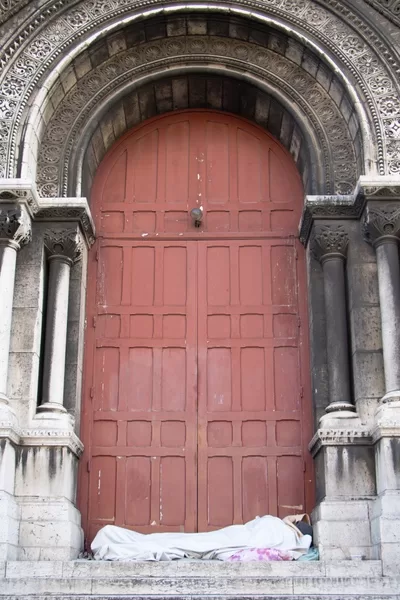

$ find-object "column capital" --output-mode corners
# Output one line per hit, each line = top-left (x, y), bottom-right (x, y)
(44, 227), (83, 265)
(363, 202), (400, 247)
(0, 205), (31, 249)
(312, 224), (349, 263)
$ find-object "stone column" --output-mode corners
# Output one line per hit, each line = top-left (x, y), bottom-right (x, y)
(310, 224), (374, 560)
(364, 202), (400, 574)
(0, 206), (31, 409)
(37, 227), (82, 415)
(364, 203), (400, 403)
(313, 224), (355, 419)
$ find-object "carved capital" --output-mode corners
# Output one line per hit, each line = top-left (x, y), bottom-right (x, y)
(0, 205), (32, 248)
(312, 224), (349, 263)
(44, 228), (83, 264)
(363, 203), (400, 247)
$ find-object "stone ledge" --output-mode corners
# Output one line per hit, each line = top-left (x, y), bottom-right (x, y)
(0, 571), (399, 597)
(308, 427), (371, 456)
(0, 180), (95, 247)
(0, 423), (83, 457)
(2, 559), (383, 579)
(299, 175), (400, 245)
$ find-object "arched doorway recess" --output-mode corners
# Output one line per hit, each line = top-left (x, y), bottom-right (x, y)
(79, 110), (313, 542)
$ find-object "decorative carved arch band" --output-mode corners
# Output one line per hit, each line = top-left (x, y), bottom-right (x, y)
(1, 0), (397, 190)
(31, 13), (364, 198)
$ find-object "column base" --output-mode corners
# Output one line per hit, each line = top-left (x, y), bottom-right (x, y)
(319, 409), (361, 428)
(381, 390), (400, 404)
(36, 401), (67, 414)
(17, 497), (83, 560)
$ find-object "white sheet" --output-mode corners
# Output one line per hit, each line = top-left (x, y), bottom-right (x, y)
(91, 516), (311, 561)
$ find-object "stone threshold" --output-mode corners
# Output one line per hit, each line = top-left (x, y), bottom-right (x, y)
(2, 560), (400, 598)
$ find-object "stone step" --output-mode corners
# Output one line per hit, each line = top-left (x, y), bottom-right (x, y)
(1, 560), (399, 599)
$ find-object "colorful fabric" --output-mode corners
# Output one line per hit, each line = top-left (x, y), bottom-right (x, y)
(227, 547), (293, 562)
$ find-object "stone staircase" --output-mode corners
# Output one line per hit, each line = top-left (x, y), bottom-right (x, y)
(1, 560), (400, 599)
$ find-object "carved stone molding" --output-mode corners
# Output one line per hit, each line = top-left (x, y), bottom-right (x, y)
(309, 428), (371, 457)
(0, 0), (399, 184)
(0, 180), (96, 245)
(0, 420), (84, 457)
(35, 34), (357, 198)
(44, 227), (83, 264)
(363, 0), (400, 28)
(364, 202), (400, 246)
(300, 192), (365, 245)
(36, 202), (96, 247)
(312, 224), (350, 262)
(0, 204), (31, 247)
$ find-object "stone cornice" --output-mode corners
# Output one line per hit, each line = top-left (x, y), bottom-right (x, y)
(0, 180), (95, 246)
(309, 428), (372, 457)
(371, 425), (400, 444)
(299, 192), (365, 245)
(300, 176), (400, 246)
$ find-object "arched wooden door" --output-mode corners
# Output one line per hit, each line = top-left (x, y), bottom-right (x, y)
(79, 110), (313, 543)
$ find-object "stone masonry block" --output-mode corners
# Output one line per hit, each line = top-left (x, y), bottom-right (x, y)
(356, 397), (380, 425)
(15, 446), (77, 500)
(10, 307), (42, 354)
(0, 440), (16, 493)
(329, 76), (345, 107)
(60, 64), (77, 95)
(107, 32), (127, 56)
(100, 113), (116, 153)
(13, 263), (44, 309)
(187, 17), (207, 36)
(73, 51), (92, 80)
(347, 262), (379, 308)
(172, 78), (189, 110)
(350, 306), (382, 353)
(111, 103), (127, 140)
(352, 350), (385, 401)
(375, 438), (400, 493)
(7, 352), (40, 400)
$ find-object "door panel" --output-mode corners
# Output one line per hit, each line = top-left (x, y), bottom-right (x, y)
(197, 240), (303, 530)
(87, 241), (197, 539)
(80, 110), (312, 542)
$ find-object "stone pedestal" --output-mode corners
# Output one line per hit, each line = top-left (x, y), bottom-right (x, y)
(370, 410), (400, 575)
(15, 433), (84, 560)
(310, 430), (375, 559)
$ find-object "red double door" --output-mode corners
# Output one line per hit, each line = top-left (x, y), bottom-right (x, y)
(79, 111), (313, 542)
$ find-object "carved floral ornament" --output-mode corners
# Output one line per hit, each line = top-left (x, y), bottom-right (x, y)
(0, 205), (32, 247)
(364, 203), (400, 246)
(312, 224), (349, 262)
(44, 227), (83, 264)
(36, 35), (357, 197)
(0, 0), (399, 183)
